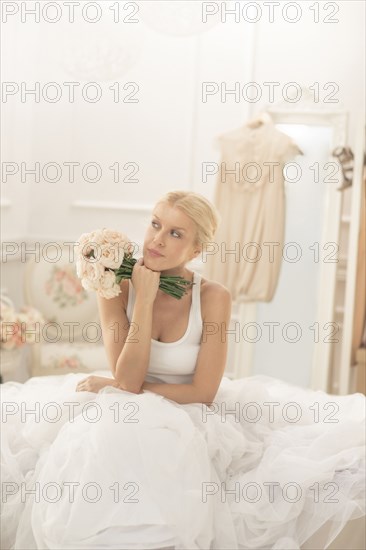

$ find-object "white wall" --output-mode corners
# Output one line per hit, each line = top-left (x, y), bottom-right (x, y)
(1, 0), (365, 385)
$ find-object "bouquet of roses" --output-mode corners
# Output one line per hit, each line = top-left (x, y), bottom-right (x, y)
(75, 228), (194, 300)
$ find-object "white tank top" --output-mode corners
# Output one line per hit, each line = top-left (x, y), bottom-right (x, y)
(125, 271), (203, 384)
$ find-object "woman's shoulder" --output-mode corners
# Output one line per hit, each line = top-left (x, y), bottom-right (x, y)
(199, 275), (232, 319)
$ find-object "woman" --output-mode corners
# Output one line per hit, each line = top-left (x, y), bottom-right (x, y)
(1, 191), (365, 550)
(76, 190), (231, 406)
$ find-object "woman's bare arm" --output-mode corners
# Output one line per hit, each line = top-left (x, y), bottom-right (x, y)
(96, 289), (128, 378)
(114, 296), (154, 393)
(97, 284), (153, 394)
(97, 257), (160, 394)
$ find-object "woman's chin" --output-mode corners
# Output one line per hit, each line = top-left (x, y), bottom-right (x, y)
(143, 255), (163, 268)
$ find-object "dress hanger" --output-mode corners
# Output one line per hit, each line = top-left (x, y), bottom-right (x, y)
(246, 110), (273, 129)
(245, 110), (304, 156)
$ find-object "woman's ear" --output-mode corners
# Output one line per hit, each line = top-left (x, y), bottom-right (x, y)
(191, 248), (201, 260)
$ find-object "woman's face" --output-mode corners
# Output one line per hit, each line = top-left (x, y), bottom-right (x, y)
(142, 202), (200, 275)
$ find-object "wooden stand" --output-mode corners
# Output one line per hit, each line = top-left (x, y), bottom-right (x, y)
(355, 346), (366, 394)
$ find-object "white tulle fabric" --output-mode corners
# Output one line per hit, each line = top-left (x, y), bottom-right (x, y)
(1, 368), (365, 550)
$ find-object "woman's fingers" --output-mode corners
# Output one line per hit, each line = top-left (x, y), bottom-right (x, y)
(76, 379), (86, 391)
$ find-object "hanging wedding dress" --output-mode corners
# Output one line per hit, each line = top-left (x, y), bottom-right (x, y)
(1, 270), (365, 549)
(202, 113), (303, 303)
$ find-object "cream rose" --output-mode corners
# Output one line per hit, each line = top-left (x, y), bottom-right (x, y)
(99, 243), (125, 269)
(99, 270), (121, 299)
(76, 257), (105, 286)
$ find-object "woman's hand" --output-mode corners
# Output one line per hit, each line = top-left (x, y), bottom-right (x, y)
(131, 257), (161, 305)
(75, 375), (120, 393)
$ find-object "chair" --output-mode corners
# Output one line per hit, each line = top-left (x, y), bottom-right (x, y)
(24, 243), (110, 377)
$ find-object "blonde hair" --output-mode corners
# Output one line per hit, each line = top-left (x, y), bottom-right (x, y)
(154, 190), (221, 251)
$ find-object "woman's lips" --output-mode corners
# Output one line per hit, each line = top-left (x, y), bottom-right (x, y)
(148, 249), (164, 257)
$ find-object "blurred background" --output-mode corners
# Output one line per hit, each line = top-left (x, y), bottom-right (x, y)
(1, 0), (365, 394)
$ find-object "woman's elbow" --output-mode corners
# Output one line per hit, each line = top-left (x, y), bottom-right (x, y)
(114, 364), (143, 394)
(195, 387), (216, 407)
(125, 386), (143, 395)
(114, 377), (142, 395)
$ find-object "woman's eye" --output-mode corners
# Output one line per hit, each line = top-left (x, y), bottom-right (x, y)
(151, 222), (180, 238)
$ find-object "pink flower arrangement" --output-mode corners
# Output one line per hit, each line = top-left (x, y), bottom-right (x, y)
(45, 265), (88, 307)
(0, 301), (46, 351)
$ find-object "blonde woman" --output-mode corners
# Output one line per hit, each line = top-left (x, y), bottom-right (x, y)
(77, 190), (231, 406)
(1, 191), (365, 550)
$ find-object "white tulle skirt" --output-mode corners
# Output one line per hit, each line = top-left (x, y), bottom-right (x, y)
(1, 370), (365, 550)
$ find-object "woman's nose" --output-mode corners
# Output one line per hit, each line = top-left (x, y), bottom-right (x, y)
(153, 232), (165, 246)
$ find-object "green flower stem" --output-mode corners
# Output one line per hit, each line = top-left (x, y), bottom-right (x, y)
(112, 254), (194, 300)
